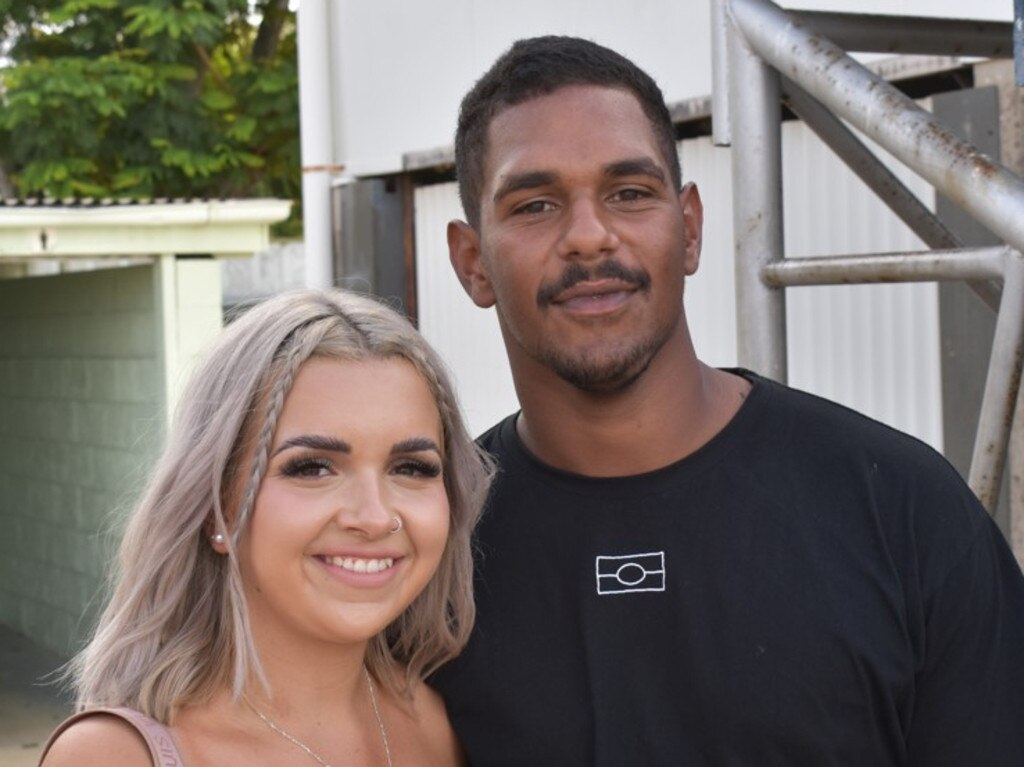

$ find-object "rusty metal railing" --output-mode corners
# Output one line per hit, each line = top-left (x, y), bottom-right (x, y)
(711, 0), (1024, 513)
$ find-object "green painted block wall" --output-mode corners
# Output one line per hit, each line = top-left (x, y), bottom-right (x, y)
(0, 265), (165, 657)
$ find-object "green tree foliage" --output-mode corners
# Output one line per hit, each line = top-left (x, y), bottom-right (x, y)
(0, 0), (299, 226)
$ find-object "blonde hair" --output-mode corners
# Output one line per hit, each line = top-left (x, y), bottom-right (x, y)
(69, 289), (493, 722)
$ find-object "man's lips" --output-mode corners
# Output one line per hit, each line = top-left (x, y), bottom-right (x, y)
(550, 278), (638, 305)
(536, 261), (651, 308)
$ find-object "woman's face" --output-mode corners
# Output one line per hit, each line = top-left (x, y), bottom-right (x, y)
(238, 356), (450, 648)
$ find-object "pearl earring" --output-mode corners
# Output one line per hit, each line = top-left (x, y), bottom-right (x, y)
(210, 532), (226, 546)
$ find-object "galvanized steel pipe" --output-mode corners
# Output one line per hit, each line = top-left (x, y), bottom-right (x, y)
(761, 248), (1008, 287)
(790, 11), (1014, 57)
(727, 13), (787, 382)
(779, 79), (1000, 309)
(970, 250), (1024, 512)
(727, 0), (1024, 260)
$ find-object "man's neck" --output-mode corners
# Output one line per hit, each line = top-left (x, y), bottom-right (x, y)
(511, 335), (750, 477)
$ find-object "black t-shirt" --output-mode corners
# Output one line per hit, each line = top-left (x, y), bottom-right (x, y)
(432, 372), (1024, 766)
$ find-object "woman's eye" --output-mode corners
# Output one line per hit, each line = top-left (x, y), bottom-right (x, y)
(393, 459), (442, 479)
(279, 456), (333, 478)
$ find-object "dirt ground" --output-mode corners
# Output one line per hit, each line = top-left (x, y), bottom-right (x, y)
(0, 625), (71, 767)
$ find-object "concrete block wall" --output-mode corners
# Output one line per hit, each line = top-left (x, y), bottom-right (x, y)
(0, 265), (165, 656)
(0, 259), (223, 657)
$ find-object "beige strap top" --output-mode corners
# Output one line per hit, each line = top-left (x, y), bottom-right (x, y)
(39, 707), (185, 767)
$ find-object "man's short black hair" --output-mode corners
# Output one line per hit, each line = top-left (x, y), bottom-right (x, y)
(454, 35), (681, 229)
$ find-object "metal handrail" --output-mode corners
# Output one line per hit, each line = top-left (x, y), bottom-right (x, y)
(713, 0), (1024, 513)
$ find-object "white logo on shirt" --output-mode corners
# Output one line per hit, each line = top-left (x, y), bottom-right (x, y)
(595, 551), (666, 595)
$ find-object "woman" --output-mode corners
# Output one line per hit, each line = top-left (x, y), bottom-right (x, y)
(40, 289), (493, 766)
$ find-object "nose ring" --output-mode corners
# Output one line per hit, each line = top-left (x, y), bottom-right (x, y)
(388, 515), (403, 535)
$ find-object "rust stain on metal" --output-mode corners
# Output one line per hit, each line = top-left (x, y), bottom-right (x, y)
(1005, 346), (1024, 430)
(972, 154), (999, 179)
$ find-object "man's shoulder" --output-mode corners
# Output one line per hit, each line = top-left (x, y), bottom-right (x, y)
(474, 413), (518, 456)
(745, 372), (985, 526)
(745, 371), (943, 463)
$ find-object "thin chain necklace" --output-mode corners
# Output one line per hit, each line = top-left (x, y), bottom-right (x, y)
(246, 666), (393, 767)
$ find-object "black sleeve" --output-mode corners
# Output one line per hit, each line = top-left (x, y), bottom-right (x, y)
(905, 507), (1024, 766)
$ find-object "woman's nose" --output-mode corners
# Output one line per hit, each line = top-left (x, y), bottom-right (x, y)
(335, 474), (395, 539)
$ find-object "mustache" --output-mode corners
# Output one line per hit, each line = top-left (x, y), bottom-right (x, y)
(536, 261), (651, 307)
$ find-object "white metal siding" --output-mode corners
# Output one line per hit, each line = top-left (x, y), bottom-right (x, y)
(781, 122), (942, 450)
(415, 125), (943, 450)
(329, 0), (1011, 175)
(414, 183), (517, 437)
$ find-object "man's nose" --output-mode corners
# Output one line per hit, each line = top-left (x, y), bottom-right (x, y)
(557, 198), (620, 259)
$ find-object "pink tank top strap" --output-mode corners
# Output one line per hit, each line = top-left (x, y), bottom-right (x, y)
(39, 706), (185, 767)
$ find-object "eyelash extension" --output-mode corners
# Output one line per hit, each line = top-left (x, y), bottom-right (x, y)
(396, 458), (443, 478)
(278, 455), (333, 477)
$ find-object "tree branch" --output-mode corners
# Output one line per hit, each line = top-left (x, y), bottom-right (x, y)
(0, 164), (15, 198)
(252, 0), (290, 64)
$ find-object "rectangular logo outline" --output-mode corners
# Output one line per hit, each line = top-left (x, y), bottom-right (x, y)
(595, 550), (666, 595)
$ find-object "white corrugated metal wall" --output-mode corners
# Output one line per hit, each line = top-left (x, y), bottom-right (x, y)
(415, 185), (517, 436)
(416, 122), (942, 450)
(781, 123), (941, 449)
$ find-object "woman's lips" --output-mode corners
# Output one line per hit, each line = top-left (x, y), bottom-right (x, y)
(314, 553), (404, 585)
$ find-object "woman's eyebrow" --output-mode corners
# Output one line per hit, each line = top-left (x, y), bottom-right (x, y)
(391, 437), (442, 456)
(272, 434), (351, 457)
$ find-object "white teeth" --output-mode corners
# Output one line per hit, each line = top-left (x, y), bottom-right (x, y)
(326, 556), (395, 573)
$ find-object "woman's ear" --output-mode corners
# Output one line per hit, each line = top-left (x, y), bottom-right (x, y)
(209, 530), (229, 554)
(448, 220), (496, 308)
(205, 519), (229, 554)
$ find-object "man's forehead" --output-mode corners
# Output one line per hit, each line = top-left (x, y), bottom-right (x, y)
(480, 85), (663, 186)
(487, 83), (644, 131)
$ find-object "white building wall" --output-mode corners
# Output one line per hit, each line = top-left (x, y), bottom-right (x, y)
(414, 183), (517, 436)
(416, 126), (944, 450)
(781, 123), (941, 450)
(328, 0), (1012, 175)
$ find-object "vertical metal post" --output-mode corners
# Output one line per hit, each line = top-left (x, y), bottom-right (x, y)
(969, 251), (1024, 512)
(297, 0), (337, 289)
(711, 0), (732, 147)
(1009, 379), (1024, 569)
(1015, 0), (1024, 86)
(726, 5), (787, 381)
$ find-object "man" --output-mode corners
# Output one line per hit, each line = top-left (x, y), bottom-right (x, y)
(432, 35), (1024, 765)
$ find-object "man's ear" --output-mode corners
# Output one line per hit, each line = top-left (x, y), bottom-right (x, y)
(448, 219), (496, 308)
(678, 182), (704, 276)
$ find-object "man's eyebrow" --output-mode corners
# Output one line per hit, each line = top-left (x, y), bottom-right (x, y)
(492, 170), (557, 204)
(391, 437), (442, 456)
(491, 159), (666, 204)
(605, 157), (666, 183)
(272, 434), (351, 457)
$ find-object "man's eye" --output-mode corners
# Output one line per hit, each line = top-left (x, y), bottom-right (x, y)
(279, 456), (333, 478)
(393, 459), (443, 479)
(611, 188), (650, 202)
(514, 200), (554, 215)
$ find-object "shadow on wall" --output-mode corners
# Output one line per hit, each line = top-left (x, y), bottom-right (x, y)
(0, 623), (71, 767)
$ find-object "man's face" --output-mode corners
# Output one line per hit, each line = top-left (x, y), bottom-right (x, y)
(450, 84), (702, 393)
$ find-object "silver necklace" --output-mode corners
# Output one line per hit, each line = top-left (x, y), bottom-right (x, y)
(247, 666), (393, 767)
